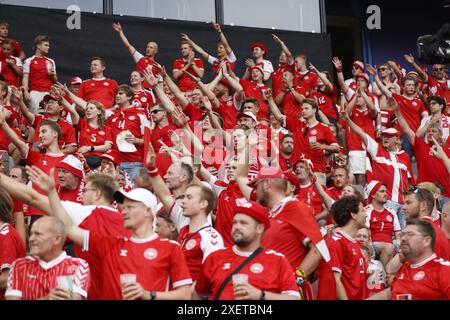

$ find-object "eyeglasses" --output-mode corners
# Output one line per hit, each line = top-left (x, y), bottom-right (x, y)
(151, 110), (163, 114)
(399, 231), (424, 239)
(433, 68), (443, 71)
(81, 188), (97, 193)
(378, 67), (388, 71)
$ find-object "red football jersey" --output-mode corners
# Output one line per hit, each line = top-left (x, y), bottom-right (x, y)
(392, 93), (427, 132)
(6, 252), (90, 300)
(26, 149), (65, 216)
(150, 123), (177, 153)
(309, 87), (339, 120)
(76, 118), (112, 157)
(195, 246), (300, 300)
(344, 106), (376, 152)
(328, 230), (367, 300)
(0, 223), (26, 300)
(285, 117), (337, 173)
(280, 86), (308, 119)
(295, 70), (318, 92)
(58, 180), (84, 204)
(78, 78), (118, 109)
(296, 183), (325, 217)
(239, 79), (270, 120)
(133, 51), (161, 89)
(0, 55), (22, 87)
(85, 233), (192, 300)
(421, 216), (450, 260)
(0, 37), (23, 58)
(132, 89), (157, 118)
(172, 57), (204, 92)
(209, 177), (245, 247)
(215, 98), (240, 130)
(413, 136), (450, 197)
(365, 205), (401, 243)
(426, 76), (449, 98)
(208, 52), (237, 75)
(32, 114), (77, 149)
(391, 254), (450, 300)
(178, 224), (224, 281)
(271, 63), (296, 98)
(62, 202), (131, 300)
(108, 106), (149, 163)
(23, 55), (56, 92)
(0, 105), (19, 151)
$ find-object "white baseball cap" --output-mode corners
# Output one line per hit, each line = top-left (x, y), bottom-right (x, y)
(114, 188), (158, 213)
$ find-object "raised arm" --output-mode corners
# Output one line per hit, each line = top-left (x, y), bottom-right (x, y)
(332, 57), (348, 94)
(366, 64), (392, 98)
(52, 84), (80, 124)
(272, 34), (293, 65)
(266, 89), (284, 121)
(112, 22), (137, 56)
(183, 70), (220, 109)
(430, 137), (450, 174)
(143, 69), (176, 113)
(145, 143), (176, 211)
(214, 23), (233, 55)
(26, 166), (85, 246)
(159, 66), (189, 109)
(404, 54), (428, 82)
(309, 63), (333, 91)
(10, 87), (34, 124)
(391, 98), (415, 146)
(235, 138), (254, 200)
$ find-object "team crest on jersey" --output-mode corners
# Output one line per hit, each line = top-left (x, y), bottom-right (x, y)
(144, 248), (158, 260)
(310, 129), (317, 135)
(141, 97), (147, 103)
(222, 263), (231, 270)
(99, 131), (105, 136)
(185, 239), (196, 250)
(227, 101), (233, 106)
(386, 215), (393, 222)
(42, 160), (48, 166)
(412, 102), (417, 106)
(103, 82), (110, 86)
(128, 116), (136, 121)
(250, 263), (264, 274)
(413, 271), (425, 281)
(91, 83), (95, 86)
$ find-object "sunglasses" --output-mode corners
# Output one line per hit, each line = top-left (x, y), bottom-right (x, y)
(151, 109), (163, 114)
(433, 68), (444, 71)
(378, 67), (388, 71)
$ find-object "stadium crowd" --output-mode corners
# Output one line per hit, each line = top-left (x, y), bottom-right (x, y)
(0, 20), (449, 300)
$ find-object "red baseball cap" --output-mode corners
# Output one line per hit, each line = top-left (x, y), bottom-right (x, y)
(251, 43), (268, 55)
(353, 60), (365, 71)
(41, 94), (58, 103)
(250, 65), (264, 75)
(380, 128), (400, 137)
(100, 149), (119, 166)
(234, 200), (270, 230)
(69, 76), (82, 85)
(248, 166), (285, 188)
(56, 155), (84, 178)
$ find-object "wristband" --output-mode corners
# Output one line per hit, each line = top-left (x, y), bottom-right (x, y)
(147, 166), (159, 177)
(295, 269), (307, 287)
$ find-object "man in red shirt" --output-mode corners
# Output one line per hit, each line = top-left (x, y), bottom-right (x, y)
(278, 134), (297, 172)
(365, 181), (401, 268)
(269, 98), (339, 184)
(321, 195), (368, 300)
(394, 98), (450, 197)
(0, 39), (23, 88)
(243, 43), (273, 82)
(172, 40), (204, 92)
(370, 219), (450, 300)
(270, 34), (295, 97)
(0, 189), (26, 300)
(56, 155), (84, 204)
(5, 216), (90, 300)
(108, 84), (149, 180)
(0, 171), (132, 300)
(78, 57), (118, 109)
(327, 167), (350, 200)
(0, 115), (65, 220)
(0, 22), (25, 60)
(22, 35), (57, 113)
(274, 69), (308, 119)
(294, 54), (318, 93)
(240, 66), (270, 120)
(112, 22), (161, 89)
(194, 200), (300, 300)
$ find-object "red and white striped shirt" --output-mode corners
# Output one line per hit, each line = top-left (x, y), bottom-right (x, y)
(5, 252), (90, 300)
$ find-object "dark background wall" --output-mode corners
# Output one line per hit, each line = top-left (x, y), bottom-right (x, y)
(326, 0), (449, 73)
(0, 4), (332, 84)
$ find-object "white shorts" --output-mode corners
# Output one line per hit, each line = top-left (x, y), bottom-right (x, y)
(348, 150), (366, 174)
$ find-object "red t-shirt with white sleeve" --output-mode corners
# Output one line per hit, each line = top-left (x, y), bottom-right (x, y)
(172, 57), (204, 92)
(391, 254), (450, 300)
(177, 224), (224, 282)
(208, 52), (237, 75)
(5, 252), (90, 300)
(83, 232), (192, 300)
(0, 223), (26, 300)
(0, 55), (22, 87)
(328, 230), (367, 300)
(195, 246), (300, 300)
(23, 55), (56, 92)
(365, 205), (401, 243)
(133, 51), (162, 89)
(32, 114), (77, 150)
(78, 78), (118, 110)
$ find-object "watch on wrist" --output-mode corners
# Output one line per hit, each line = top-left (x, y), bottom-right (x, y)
(150, 291), (157, 300)
(260, 291), (266, 300)
(90, 146), (95, 152)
